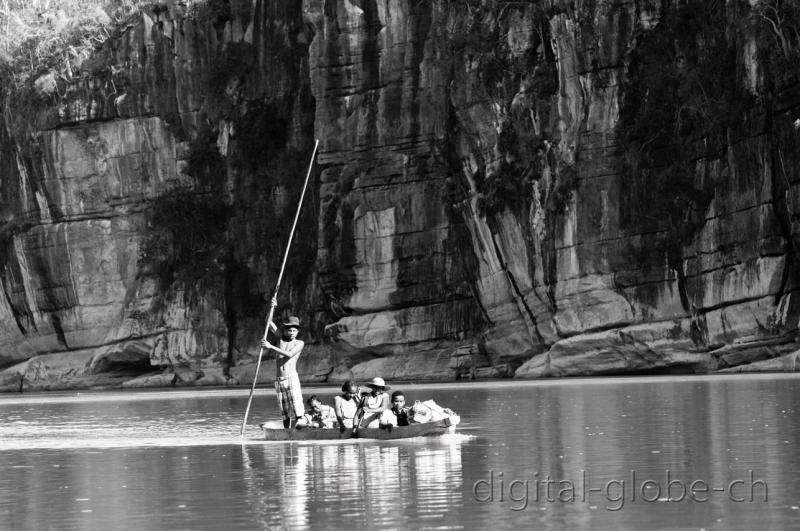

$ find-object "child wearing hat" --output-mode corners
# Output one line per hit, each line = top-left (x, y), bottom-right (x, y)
(260, 298), (305, 428)
(355, 377), (391, 429)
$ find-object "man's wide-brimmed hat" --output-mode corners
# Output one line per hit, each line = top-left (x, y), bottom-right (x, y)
(283, 316), (302, 329)
(366, 377), (390, 390)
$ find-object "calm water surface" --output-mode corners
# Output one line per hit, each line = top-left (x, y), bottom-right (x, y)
(1, 375), (799, 530)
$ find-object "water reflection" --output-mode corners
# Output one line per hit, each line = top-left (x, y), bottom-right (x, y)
(241, 439), (464, 529)
(2, 377), (800, 529)
(458, 378), (800, 529)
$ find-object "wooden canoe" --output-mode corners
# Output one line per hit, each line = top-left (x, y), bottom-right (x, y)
(259, 415), (460, 441)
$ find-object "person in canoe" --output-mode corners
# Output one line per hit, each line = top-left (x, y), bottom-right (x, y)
(295, 395), (337, 429)
(355, 377), (391, 429)
(333, 381), (360, 428)
(260, 298), (305, 428)
(379, 391), (410, 428)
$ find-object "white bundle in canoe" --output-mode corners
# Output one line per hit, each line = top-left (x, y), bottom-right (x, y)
(409, 400), (456, 424)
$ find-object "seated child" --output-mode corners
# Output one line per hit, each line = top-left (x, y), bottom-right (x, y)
(295, 395), (337, 429)
(334, 381), (360, 428)
(357, 377), (391, 429)
(378, 391), (410, 428)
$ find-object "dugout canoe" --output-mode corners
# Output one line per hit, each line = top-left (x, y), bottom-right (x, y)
(259, 415), (460, 441)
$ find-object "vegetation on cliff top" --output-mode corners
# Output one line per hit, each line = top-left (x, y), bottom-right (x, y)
(618, 0), (800, 262)
(0, 0), (231, 88)
(0, 0), (222, 130)
(0, 0), (144, 89)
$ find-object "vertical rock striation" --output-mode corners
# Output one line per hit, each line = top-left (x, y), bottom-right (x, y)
(2, 0), (800, 390)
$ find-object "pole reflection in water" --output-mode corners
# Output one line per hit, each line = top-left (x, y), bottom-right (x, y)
(241, 438), (464, 529)
(4, 378), (799, 529)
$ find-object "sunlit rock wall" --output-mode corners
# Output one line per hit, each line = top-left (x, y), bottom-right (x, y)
(2, 0), (800, 390)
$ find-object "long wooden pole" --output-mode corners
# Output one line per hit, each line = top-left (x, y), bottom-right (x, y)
(240, 139), (319, 436)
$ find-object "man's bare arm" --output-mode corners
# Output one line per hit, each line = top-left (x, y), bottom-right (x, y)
(265, 297), (278, 332)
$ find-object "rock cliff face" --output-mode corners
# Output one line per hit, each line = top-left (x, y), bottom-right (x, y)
(2, 0), (800, 390)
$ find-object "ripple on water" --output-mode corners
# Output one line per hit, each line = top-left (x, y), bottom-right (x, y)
(1, 379), (799, 529)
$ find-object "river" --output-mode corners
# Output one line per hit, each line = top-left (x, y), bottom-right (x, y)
(1, 375), (799, 530)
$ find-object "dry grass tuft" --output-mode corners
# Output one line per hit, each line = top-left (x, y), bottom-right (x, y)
(0, 0), (145, 88)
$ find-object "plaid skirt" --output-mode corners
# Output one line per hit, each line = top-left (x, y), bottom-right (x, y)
(275, 373), (304, 420)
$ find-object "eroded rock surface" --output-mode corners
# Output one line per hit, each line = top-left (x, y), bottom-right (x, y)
(2, 0), (800, 391)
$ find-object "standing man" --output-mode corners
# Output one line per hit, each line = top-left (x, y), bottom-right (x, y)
(261, 298), (305, 428)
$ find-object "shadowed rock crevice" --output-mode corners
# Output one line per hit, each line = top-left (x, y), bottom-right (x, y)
(86, 348), (154, 376)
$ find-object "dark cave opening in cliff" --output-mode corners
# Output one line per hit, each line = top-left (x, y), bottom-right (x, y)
(93, 354), (156, 379)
